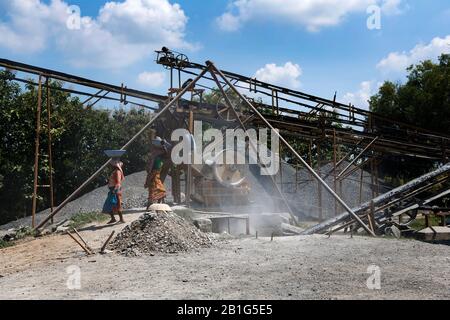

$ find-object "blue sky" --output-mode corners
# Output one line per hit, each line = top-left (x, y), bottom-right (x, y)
(0, 0), (449, 109)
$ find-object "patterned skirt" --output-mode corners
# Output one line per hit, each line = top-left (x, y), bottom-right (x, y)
(147, 170), (166, 203)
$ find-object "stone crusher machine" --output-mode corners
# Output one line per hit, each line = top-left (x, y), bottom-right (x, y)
(150, 84), (257, 210)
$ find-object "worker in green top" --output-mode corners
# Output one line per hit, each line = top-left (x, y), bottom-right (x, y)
(145, 136), (170, 210)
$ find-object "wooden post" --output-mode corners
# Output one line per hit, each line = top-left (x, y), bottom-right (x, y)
(374, 160), (380, 197)
(370, 158), (376, 199)
(271, 89), (276, 114)
(317, 142), (323, 221)
(368, 201), (376, 234)
(172, 165), (181, 204)
(359, 168), (364, 205)
(279, 145), (283, 192)
(333, 129), (338, 216)
(309, 140), (313, 181)
(425, 214), (430, 228)
(67, 231), (92, 255)
(31, 75), (43, 228)
(101, 231), (116, 254)
(46, 78), (55, 224)
(73, 228), (92, 251)
(186, 108), (194, 207)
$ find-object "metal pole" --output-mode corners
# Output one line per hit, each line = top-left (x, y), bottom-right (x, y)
(208, 62), (375, 236)
(337, 136), (379, 179)
(35, 68), (209, 230)
(309, 139), (313, 180)
(304, 163), (450, 235)
(319, 140), (368, 182)
(336, 141), (364, 168)
(333, 129), (338, 216)
(31, 75), (43, 228)
(208, 67), (298, 225)
(186, 108), (194, 207)
(172, 166), (181, 204)
(46, 78), (55, 224)
(280, 145), (283, 192)
(375, 160), (380, 196)
(370, 158), (376, 199)
(339, 158), (371, 182)
(317, 142), (323, 221)
(359, 168), (364, 204)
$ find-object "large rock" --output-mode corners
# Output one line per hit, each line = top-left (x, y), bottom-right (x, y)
(193, 218), (213, 233)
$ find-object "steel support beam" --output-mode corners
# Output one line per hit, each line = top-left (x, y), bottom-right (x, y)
(337, 137), (379, 179)
(207, 61), (375, 236)
(207, 67), (298, 225)
(303, 163), (450, 235)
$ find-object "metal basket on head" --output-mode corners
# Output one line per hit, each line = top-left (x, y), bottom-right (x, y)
(104, 150), (126, 159)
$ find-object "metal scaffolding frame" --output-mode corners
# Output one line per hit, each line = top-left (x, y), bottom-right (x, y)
(1, 51), (449, 236)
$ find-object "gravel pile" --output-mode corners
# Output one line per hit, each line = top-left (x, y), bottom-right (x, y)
(109, 211), (212, 256)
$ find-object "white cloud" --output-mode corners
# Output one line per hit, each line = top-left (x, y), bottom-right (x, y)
(344, 35), (449, 109)
(0, 0), (193, 69)
(254, 62), (302, 89)
(216, 0), (405, 32)
(342, 81), (380, 109)
(377, 35), (450, 74)
(0, 0), (67, 52)
(137, 71), (166, 88)
(216, 12), (242, 32)
(381, 0), (407, 15)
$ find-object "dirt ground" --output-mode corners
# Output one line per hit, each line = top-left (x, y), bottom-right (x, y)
(0, 213), (449, 300)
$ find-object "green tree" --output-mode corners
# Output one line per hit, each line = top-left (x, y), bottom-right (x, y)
(0, 72), (154, 224)
(369, 54), (450, 181)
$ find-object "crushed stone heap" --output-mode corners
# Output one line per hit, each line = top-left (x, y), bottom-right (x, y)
(109, 211), (212, 256)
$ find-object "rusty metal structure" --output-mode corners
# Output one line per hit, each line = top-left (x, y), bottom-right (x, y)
(1, 48), (450, 236)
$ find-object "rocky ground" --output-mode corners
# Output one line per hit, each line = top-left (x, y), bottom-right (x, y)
(0, 212), (449, 300)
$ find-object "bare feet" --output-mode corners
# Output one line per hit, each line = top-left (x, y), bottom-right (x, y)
(107, 217), (117, 224)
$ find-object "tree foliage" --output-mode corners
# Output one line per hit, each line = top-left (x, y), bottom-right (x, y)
(369, 54), (450, 181)
(0, 71), (153, 224)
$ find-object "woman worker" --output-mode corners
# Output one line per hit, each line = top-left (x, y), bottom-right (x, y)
(102, 159), (125, 224)
(145, 137), (171, 210)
